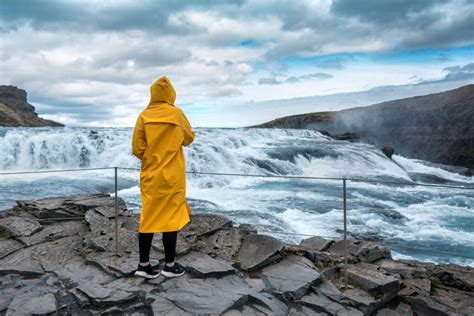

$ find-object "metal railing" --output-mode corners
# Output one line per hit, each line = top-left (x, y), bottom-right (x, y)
(1, 166), (473, 288)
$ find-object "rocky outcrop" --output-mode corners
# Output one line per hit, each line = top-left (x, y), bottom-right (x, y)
(1, 194), (473, 315)
(0, 85), (64, 127)
(254, 84), (474, 169)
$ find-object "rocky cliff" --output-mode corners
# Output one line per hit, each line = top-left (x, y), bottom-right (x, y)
(0, 85), (64, 127)
(1, 194), (473, 315)
(254, 85), (474, 169)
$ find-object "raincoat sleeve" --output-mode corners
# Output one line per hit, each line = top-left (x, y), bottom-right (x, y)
(132, 115), (147, 160)
(179, 109), (195, 146)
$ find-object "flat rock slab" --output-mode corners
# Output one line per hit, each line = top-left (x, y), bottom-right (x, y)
(300, 236), (333, 252)
(328, 239), (390, 263)
(261, 255), (321, 300)
(342, 288), (383, 315)
(161, 275), (254, 314)
(0, 216), (42, 237)
(55, 258), (115, 288)
(400, 278), (431, 297)
(6, 292), (57, 316)
(16, 220), (88, 247)
(85, 209), (114, 235)
(347, 263), (400, 299)
(223, 292), (288, 316)
(65, 194), (127, 213)
(180, 251), (236, 278)
(378, 259), (427, 279)
(0, 245), (44, 275)
(182, 213), (233, 237)
(239, 234), (285, 271)
(299, 292), (363, 316)
(0, 238), (24, 259)
(92, 205), (129, 218)
(312, 280), (344, 302)
(85, 252), (141, 277)
(200, 228), (246, 261)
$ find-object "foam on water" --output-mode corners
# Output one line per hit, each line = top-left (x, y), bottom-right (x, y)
(0, 127), (472, 265)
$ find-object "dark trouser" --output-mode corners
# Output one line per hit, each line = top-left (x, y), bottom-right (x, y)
(138, 231), (178, 264)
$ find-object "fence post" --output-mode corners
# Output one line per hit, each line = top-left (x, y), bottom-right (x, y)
(114, 167), (119, 256)
(343, 178), (348, 289)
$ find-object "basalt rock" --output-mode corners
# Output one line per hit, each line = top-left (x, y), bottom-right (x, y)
(0, 193), (472, 315)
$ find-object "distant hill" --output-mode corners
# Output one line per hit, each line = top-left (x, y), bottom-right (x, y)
(253, 85), (474, 169)
(0, 85), (64, 127)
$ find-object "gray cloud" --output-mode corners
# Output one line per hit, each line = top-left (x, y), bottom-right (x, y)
(443, 63), (474, 81)
(259, 72), (332, 85)
(1, 0), (473, 126)
(315, 58), (346, 69)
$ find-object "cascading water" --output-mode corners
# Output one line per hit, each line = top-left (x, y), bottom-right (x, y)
(0, 127), (473, 266)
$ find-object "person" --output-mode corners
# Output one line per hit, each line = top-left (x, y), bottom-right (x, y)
(131, 76), (195, 279)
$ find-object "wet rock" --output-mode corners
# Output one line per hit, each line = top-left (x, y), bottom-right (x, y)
(180, 251), (235, 278)
(299, 291), (363, 316)
(239, 234), (285, 271)
(399, 278), (431, 297)
(182, 213), (233, 237)
(328, 239), (366, 258)
(261, 255), (321, 300)
(356, 242), (391, 263)
(238, 223), (257, 234)
(372, 209), (407, 221)
(6, 292), (57, 316)
(0, 238), (24, 259)
(347, 263), (400, 299)
(430, 264), (474, 292)
(382, 147), (395, 159)
(0, 216), (42, 237)
(160, 275), (254, 314)
(328, 239), (391, 263)
(300, 236), (333, 252)
(16, 221), (88, 247)
(378, 259), (427, 279)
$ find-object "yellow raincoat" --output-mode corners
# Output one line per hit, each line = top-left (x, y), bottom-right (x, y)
(132, 77), (195, 233)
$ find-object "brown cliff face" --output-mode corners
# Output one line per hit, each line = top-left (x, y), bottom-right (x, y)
(254, 84), (474, 169)
(0, 85), (64, 127)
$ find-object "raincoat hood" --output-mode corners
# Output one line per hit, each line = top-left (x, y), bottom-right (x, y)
(148, 76), (176, 106)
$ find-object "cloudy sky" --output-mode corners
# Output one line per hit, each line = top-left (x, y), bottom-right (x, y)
(1, 0), (473, 127)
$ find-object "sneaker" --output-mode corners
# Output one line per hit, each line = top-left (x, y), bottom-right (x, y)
(134, 264), (160, 279)
(161, 262), (185, 278)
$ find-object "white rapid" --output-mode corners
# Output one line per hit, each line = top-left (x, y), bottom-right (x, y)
(0, 127), (473, 266)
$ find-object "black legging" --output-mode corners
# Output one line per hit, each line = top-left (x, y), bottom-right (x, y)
(139, 231), (177, 263)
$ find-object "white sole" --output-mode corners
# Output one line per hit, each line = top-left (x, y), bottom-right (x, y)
(161, 270), (185, 278)
(134, 271), (160, 279)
